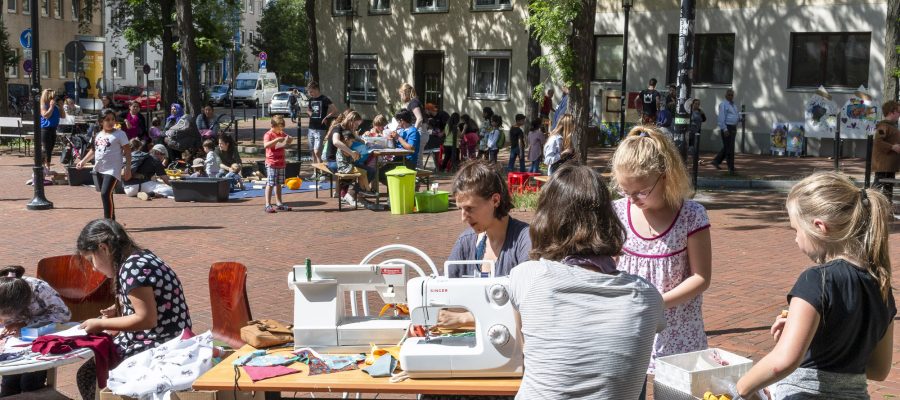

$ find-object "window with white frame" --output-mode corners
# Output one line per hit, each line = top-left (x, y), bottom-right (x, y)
(154, 61), (160, 78)
(58, 51), (65, 78)
(593, 35), (623, 81)
(333, 0), (352, 15)
(472, 0), (509, 10)
(22, 0), (29, 14)
(70, 0), (77, 19)
(348, 55), (377, 103)
(248, 0), (254, 13)
(40, 51), (49, 78)
(7, 49), (17, 78)
(54, 0), (61, 17)
(413, 0), (447, 13)
(114, 58), (126, 79)
(40, 0), (47, 15)
(8, 0), (15, 13)
(370, 0), (389, 13)
(468, 51), (510, 100)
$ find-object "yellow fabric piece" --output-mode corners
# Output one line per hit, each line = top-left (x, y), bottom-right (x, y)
(365, 343), (401, 366)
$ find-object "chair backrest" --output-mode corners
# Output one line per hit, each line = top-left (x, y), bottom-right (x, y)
(209, 262), (252, 349)
(0, 117), (22, 129)
(36, 255), (115, 323)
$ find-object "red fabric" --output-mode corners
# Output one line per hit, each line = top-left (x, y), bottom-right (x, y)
(31, 334), (121, 388)
(243, 365), (300, 382)
(264, 129), (287, 168)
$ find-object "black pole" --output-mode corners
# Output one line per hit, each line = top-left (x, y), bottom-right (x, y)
(345, 25), (352, 107)
(618, 3), (631, 139)
(27, 0), (51, 210)
(833, 117), (841, 171)
(145, 70), (150, 135)
(864, 134), (873, 188)
(692, 130), (701, 189)
(230, 44), (235, 136)
(673, 0), (695, 162)
(252, 115), (256, 144)
(740, 104), (746, 153)
(73, 40), (79, 106)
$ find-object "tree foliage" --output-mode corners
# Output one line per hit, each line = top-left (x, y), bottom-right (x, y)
(0, 17), (19, 115)
(525, 0), (580, 102)
(251, 0), (309, 85)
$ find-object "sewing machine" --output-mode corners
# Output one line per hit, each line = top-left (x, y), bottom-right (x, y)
(399, 275), (524, 378)
(288, 263), (410, 353)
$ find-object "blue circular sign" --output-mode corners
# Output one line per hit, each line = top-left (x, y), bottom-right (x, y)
(19, 29), (31, 49)
(23, 59), (32, 74)
(259, 51), (267, 61)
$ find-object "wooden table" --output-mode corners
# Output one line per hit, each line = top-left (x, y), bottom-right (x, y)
(193, 345), (520, 396)
(370, 148), (414, 211)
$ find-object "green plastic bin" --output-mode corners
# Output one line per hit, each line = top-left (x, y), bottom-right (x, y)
(415, 190), (449, 213)
(385, 166), (417, 215)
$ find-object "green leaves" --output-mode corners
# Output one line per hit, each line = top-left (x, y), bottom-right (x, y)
(251, 0), (310, 84)
(525, 0), (583, 102)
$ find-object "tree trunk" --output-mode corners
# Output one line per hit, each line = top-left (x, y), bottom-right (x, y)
(0, 39), (8, 117)
(161, 0), (177, 109)
(176, 0), (202, 116)
(569, 0), (596, 163)
(884, 0), (899, 101)
(305, 0), (319, 83)
(526, 26), (541, 120)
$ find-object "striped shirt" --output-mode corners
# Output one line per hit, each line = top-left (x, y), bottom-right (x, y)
(509, 259), (665, 399)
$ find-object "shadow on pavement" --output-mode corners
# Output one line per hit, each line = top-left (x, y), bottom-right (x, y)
(126, 225), (225, 233)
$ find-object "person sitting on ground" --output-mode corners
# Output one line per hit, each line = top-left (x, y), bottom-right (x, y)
(123, 141), (172, 200)
(224, 163), (244, 191)
(163, 103), (184, 132)
(195, 104), (219, 139)
(215, 134), (242, 178)
(189, 158), (206, 178)
(74, 219), (192, 400)
(148, 117), (164, 146)
(0, 265), (71, 397)
(510, 164), (665, 399)
(201, 139), (221, 178)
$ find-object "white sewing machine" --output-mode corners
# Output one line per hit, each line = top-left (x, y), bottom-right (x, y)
(399, 275), (524, 378)
(288, 263), (410, 353)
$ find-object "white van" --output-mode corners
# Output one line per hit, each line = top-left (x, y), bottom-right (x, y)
(232, 72), (278, 108)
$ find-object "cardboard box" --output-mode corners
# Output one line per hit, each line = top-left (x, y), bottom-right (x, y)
(100, 388), (262, 400)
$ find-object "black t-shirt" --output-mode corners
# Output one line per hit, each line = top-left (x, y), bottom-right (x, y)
(325, 126), (343, 162)
(406, 98), (422, 114)
(125, 151), (166, 185)
(429, 110), (450, 133)
(308, 95), (333, 130)
(509, 126), (524, 148)
(639, 89), (660, 115)
(788, 259), (896, 374)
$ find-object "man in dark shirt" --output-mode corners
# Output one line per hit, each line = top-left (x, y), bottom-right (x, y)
(665, 84), (677, 115)
(306, 81), (337, 179)
(636, 78), (661, 124)
(507, 114), (526, 172)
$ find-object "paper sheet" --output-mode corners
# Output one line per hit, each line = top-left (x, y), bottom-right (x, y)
(52, 325), (88, 337)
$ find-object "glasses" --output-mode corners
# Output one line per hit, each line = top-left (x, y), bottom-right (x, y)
(617, 174), (662, 200)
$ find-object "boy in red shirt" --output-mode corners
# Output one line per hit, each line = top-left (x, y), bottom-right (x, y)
(263, 115), (293, 213)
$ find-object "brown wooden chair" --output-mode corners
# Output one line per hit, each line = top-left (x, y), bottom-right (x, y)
(209, 262), (253, 349)
(36, 255), (114, 323)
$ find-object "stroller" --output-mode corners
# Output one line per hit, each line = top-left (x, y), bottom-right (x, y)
(60, 127), (95, 166)
(164, 114), (202, 163)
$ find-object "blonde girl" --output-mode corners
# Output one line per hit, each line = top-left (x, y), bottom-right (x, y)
(544, 113), (573, 175)
(398, 83), (424, 130)
(39, 88), (66, 169)
(610, 125), (712, 393)
(735, 172), (894, 399)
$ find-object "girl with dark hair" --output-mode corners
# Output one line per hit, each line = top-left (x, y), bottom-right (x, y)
(74, 219), (192, 400)
(215, 133), (242, 177)
(0, 265), (71, 397)
(440, 112), (460, 172)
(76, 110), (132, 220)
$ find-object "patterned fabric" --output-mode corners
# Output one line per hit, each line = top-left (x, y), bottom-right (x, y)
(293, 349), (363, 375)
(108, 331), (214, 399)
(614, 198), (711, 374)
(773, 367), (869, 399)
(114, 250), (191, 358)
(266, 167), (285, 186)
(7, 277), (71, 326)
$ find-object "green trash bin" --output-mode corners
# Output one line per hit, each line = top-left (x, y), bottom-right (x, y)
(385, 166), (417, 215)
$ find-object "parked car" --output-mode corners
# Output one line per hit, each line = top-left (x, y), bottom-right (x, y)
(112, 86), (161, 111)
(209, 84), (230, 106)
(269, 91), (292, 116)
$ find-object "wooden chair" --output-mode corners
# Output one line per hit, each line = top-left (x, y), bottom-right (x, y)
(36, 255), (114, 323)
(209, 262), (253, 349)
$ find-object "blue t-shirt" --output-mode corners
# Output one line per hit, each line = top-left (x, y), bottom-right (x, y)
(40, 104), (60, 128)
(396, 126), (420, 166)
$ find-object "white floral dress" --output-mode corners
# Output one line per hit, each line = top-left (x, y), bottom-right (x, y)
(614, 198), (710, 374)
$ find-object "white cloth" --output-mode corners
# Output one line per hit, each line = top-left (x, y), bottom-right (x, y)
(93, 129), (129, 180)
(124, 181), (173, 198)
(107, 330), (214, 400)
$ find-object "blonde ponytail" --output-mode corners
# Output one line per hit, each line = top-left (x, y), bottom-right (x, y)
(610, 124), (693, 210)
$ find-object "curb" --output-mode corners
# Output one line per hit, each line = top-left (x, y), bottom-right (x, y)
(697, 178), (796, 190)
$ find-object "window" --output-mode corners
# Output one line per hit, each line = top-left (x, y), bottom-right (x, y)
(114, 58), (126, 79)
(468, 50), (510, 100)
(240, 30), (245, 44)
(22, 0), (29, 14)
(248, 32), (253, 45)
(7, 49), (17, 78)
(54, 0), (61, 17)
(8, 0), (15, 13)
(369, 0), (389, 14)
(58, 51), (65, 78)
(348, 55), (377, 103)
(70, 0), (77, 19)
(413, 0), (447, 13)
(154, 61), (160, 78)
(472, 0), (509, 10)
(247, 0), (253, 13)
(666, 33), (734, 85)
(789, 33), (870, 88)
(40, 51), (49, 78)
(333, 0), (352, 15)
(593, 35), (623, 81)
(40, 0), (47, 15)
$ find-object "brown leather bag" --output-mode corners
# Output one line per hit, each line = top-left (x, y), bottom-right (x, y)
(240, 319), (294, 348)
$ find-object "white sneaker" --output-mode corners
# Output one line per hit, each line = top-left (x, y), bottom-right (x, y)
(342, 193), (357, 207)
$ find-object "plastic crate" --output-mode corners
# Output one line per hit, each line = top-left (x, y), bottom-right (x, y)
(654, 348), (752, 398)
(415, 190), (449, 213)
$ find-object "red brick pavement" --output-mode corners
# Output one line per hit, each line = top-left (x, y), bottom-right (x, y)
(0, 148), (896, 399)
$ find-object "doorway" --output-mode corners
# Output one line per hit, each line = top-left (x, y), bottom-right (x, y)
(413, 51), (443, 110)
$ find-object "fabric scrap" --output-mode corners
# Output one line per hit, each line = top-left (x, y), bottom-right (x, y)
(31, 333), (119, 388)
(364, 344), (401, 366)
(245, 354), (298, 367)
(362, 354), (398, 378)
(293, 348), (364, 375)
(243, 365), (301, 382)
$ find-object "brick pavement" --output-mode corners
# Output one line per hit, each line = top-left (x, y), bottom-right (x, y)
(0, 146), (896, 399)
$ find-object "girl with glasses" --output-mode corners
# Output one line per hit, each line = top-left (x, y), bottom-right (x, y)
(610, 125), (713, 398)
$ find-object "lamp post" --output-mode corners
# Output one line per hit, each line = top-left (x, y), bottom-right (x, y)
(618, 0), (633, 139)
(27, 0), (51, 210)
(344, 1), (356, 107)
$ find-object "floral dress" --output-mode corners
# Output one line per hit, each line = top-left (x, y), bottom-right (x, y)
(7, 277), (71, 327)
(614, 198), (710, 374)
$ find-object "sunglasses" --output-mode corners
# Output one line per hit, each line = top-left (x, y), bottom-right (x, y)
(617, 174), (662, 200)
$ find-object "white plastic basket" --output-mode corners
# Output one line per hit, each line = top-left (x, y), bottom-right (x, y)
(654, 348), (753, 398)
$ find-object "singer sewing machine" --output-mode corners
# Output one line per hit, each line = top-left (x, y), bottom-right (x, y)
(288, 245), (440, 353)
(399, 275), (524, 378)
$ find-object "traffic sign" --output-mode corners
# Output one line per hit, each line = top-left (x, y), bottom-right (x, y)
(23, 59), (32, 74)
(110, 59), (117, 68)
(64, 41), (86, 63)
(259, 51), (267, 61)
(143, 63), (151, 75)
(259, 60), (267, 70)
(19, 29), (31, 49)
(23, 49), (32, 60)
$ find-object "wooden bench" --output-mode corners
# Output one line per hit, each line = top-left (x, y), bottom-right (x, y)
(0, 117), (32, 155)
(312, 163), (361, 211)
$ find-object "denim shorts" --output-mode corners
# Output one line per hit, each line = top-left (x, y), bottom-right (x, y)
(308, 129), (325, 154)
(266, 167), (285, 186)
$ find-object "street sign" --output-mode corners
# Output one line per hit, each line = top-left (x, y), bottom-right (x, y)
(259, 60), (267, 70)
(23, 49), (32, 60)
(674, 117), (689, 125)
(23, 59), (32, 74)
(110, 59), (117, 68)
(64, 41), (86, 63)
(143, 63), (151, 75)
(19, 29), (31, 49)
(258, 51), (267, 61)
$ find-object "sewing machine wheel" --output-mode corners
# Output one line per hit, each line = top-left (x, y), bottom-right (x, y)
(488, 324), (511, 346)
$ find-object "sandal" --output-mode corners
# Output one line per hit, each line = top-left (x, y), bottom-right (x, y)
(264, 205), (277, 213)
(275, 204), (292, 211)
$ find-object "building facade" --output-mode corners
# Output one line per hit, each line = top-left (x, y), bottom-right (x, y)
(314, 0), (531, 127)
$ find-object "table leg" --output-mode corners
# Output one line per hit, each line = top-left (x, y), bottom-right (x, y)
(374, 158), (380, 208)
